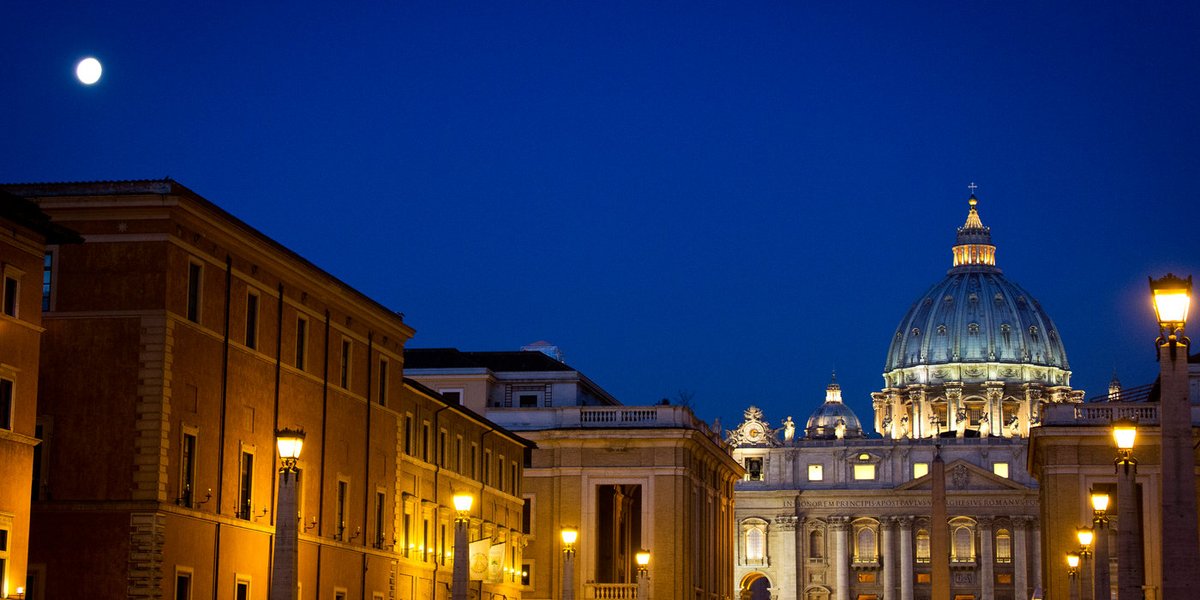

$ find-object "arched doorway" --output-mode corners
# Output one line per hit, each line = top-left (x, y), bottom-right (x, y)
(740, 572), (772, 600)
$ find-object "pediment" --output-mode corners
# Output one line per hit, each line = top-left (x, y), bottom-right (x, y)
(895, 459), (1030, 492)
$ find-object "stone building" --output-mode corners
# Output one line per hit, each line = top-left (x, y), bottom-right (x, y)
(406, 348), (743, 600)
(729, 194), (1081, 600)
(2, 180), (530, 600)
(0, 191), (79, 600)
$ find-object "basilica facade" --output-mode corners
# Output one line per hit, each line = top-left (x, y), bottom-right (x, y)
(729, 194), (1083, 600)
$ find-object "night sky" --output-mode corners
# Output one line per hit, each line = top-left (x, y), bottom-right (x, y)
(4, 2), (1198, 433)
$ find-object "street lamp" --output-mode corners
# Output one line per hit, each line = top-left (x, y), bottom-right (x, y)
(271, 428), (305, 600)
(635, 549), (651, 600)
(1077, 527), (1094, 600)
(1091, 491), (1111, 600)
(1067, 552), (1082, 600)
(561, 528), (578, 600)
(1112, 419), (1143, 600)
(451, 492), (473, 600)
(1149, 273), (1198, 599)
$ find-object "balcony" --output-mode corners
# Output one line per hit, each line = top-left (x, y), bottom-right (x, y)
(586, 583), (639, 600)
(487, 405), (722, 441)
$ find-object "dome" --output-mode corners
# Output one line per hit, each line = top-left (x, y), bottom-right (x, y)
(805, 374), (866, 439)
(883, 195), (1069, 376)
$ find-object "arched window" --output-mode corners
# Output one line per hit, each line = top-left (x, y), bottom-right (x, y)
(952, 526), (974, 563)
(855, 527), (877, 563)
(915, 529), (931, 563)
(809, 529), (825, 559)
(996, 529), (1012, 563)
(746, 527), (765, 562)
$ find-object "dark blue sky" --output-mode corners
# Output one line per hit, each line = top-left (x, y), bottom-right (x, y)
(4, 1), (1198, 432)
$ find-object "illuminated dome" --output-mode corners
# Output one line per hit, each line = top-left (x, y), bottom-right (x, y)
(872, 191), (1081, 441)
(805, 374), (865, 439)
(883, 194), (1069, 378)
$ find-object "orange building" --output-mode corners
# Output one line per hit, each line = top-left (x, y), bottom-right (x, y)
(2, 180), (530, 600)
(0, 191), (79, 600)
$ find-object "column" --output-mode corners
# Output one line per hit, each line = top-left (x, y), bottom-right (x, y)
(832, 517), (850, 600)
(898, 517), (914, 600)
(978, 517), (994, 600)
(1032, 520), (1043, 591)
(270, 470), (299, 600)
(882, 518), (896, 600)
(1013, 518), (1029, 600)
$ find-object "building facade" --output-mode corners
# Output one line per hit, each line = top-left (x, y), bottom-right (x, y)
(406, 348), (743, 600)
(3, 180), (530, 600)
(0, 191), (79, 600)
(730, 194), (1082, 600)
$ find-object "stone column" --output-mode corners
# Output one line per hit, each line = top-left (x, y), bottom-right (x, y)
(1157, 337), (1200, 599)
(832, 517), (850, 600)
(1032, 520), (1043, 591)
(271, 470), (299, 600)
(898, 517), (914, 600)
(882, 518), (897, 600)
(978, 517), (994, 600)
(1013, 518), (1029, 600)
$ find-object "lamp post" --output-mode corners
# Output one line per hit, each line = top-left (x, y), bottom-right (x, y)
(635, 549), (650, 600)
(271, 428), (305, 600)
(1149, 273), (1198, 599)
(1077, 527), (1095, 600)
(1112, 419), (1143, 600)
(452, 492), (473, 600)
(561, 527), (578, 600)
(1068, 552), (1082, 600)
(1092, 491), (1111, 600)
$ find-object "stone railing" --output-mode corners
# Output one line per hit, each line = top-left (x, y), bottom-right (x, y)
(488, 405), (720, 438)
(586, 583), (639, 600)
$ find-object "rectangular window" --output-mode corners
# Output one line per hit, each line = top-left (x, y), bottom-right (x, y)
(377, 358), (389, 405)
(404, 415), (413, 455)
(511, 463), (519, 495)
(422, 519), (430, 562)
(853, 464), (876, 480)
(340, 339), (351, 388)
(497, 455), (505, 490)
(745, 457), (763, 481)
(235, 578), (250, 600)
(522, 497), (532, 535)
(180, 431), (197, 507)
(336, 480), (349, 539)
(244, 292), (259, 349)
(3, 276), (17, 317)
(470, 444), (478, 479)
(422, 423), (430, 462)
(455, 437), (463, 473)
(439, 431), (447, 467)
(186, 262), (202, 322)
(483, 450), (491, 485)
(374, 490), (386, 548)
(42, 251), (54, 312)
(807, 464), (823, 481)
(295, 318), (307, 370)
(518, 393), (539, 408)
(521, 562), (532, 587)
(175, 570), (192, 600)
(992, 462), (1010, 478)
(441, 390), (462, 405)
(440, 524), (447, 566)
(237, 451), (253, 519)
(913, 462), (929, 479)
(403, 511), (412, 557)
(0, 527), (8, 600)
(0, 379), (12, 430)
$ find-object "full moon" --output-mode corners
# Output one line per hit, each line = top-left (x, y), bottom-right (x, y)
(76, 57), (102, 85)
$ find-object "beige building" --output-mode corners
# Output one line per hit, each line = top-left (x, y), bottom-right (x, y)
(406, 348), (743, 600)
(0, 191), (79, 600)
(3, 180), (530, 600)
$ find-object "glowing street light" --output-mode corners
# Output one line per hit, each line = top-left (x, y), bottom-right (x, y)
(561, 528), (578, 600)
(271, 427), (305, 600)
(1067, 553), (1081, 600)
(636, 549), (651, 600)
(451, 492), (473, 600)
(1091, 491), (1111, 600)
(1149, 273), (1199, 599)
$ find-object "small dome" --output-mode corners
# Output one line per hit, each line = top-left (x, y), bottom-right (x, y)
(805, 373), (866, 439)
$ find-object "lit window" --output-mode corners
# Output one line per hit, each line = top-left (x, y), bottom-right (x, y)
(996, 529), (1012, 563)
(855, 527), (877, 563)
(916, 529), (931, 563)
(808, 464), (824, 481)
(913, 462), (929, 479)
(853, 464), (875, 480)
(952, 526), (974, 563)
(992, 463), (1009, 478)
(746, 527), (765, 561)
